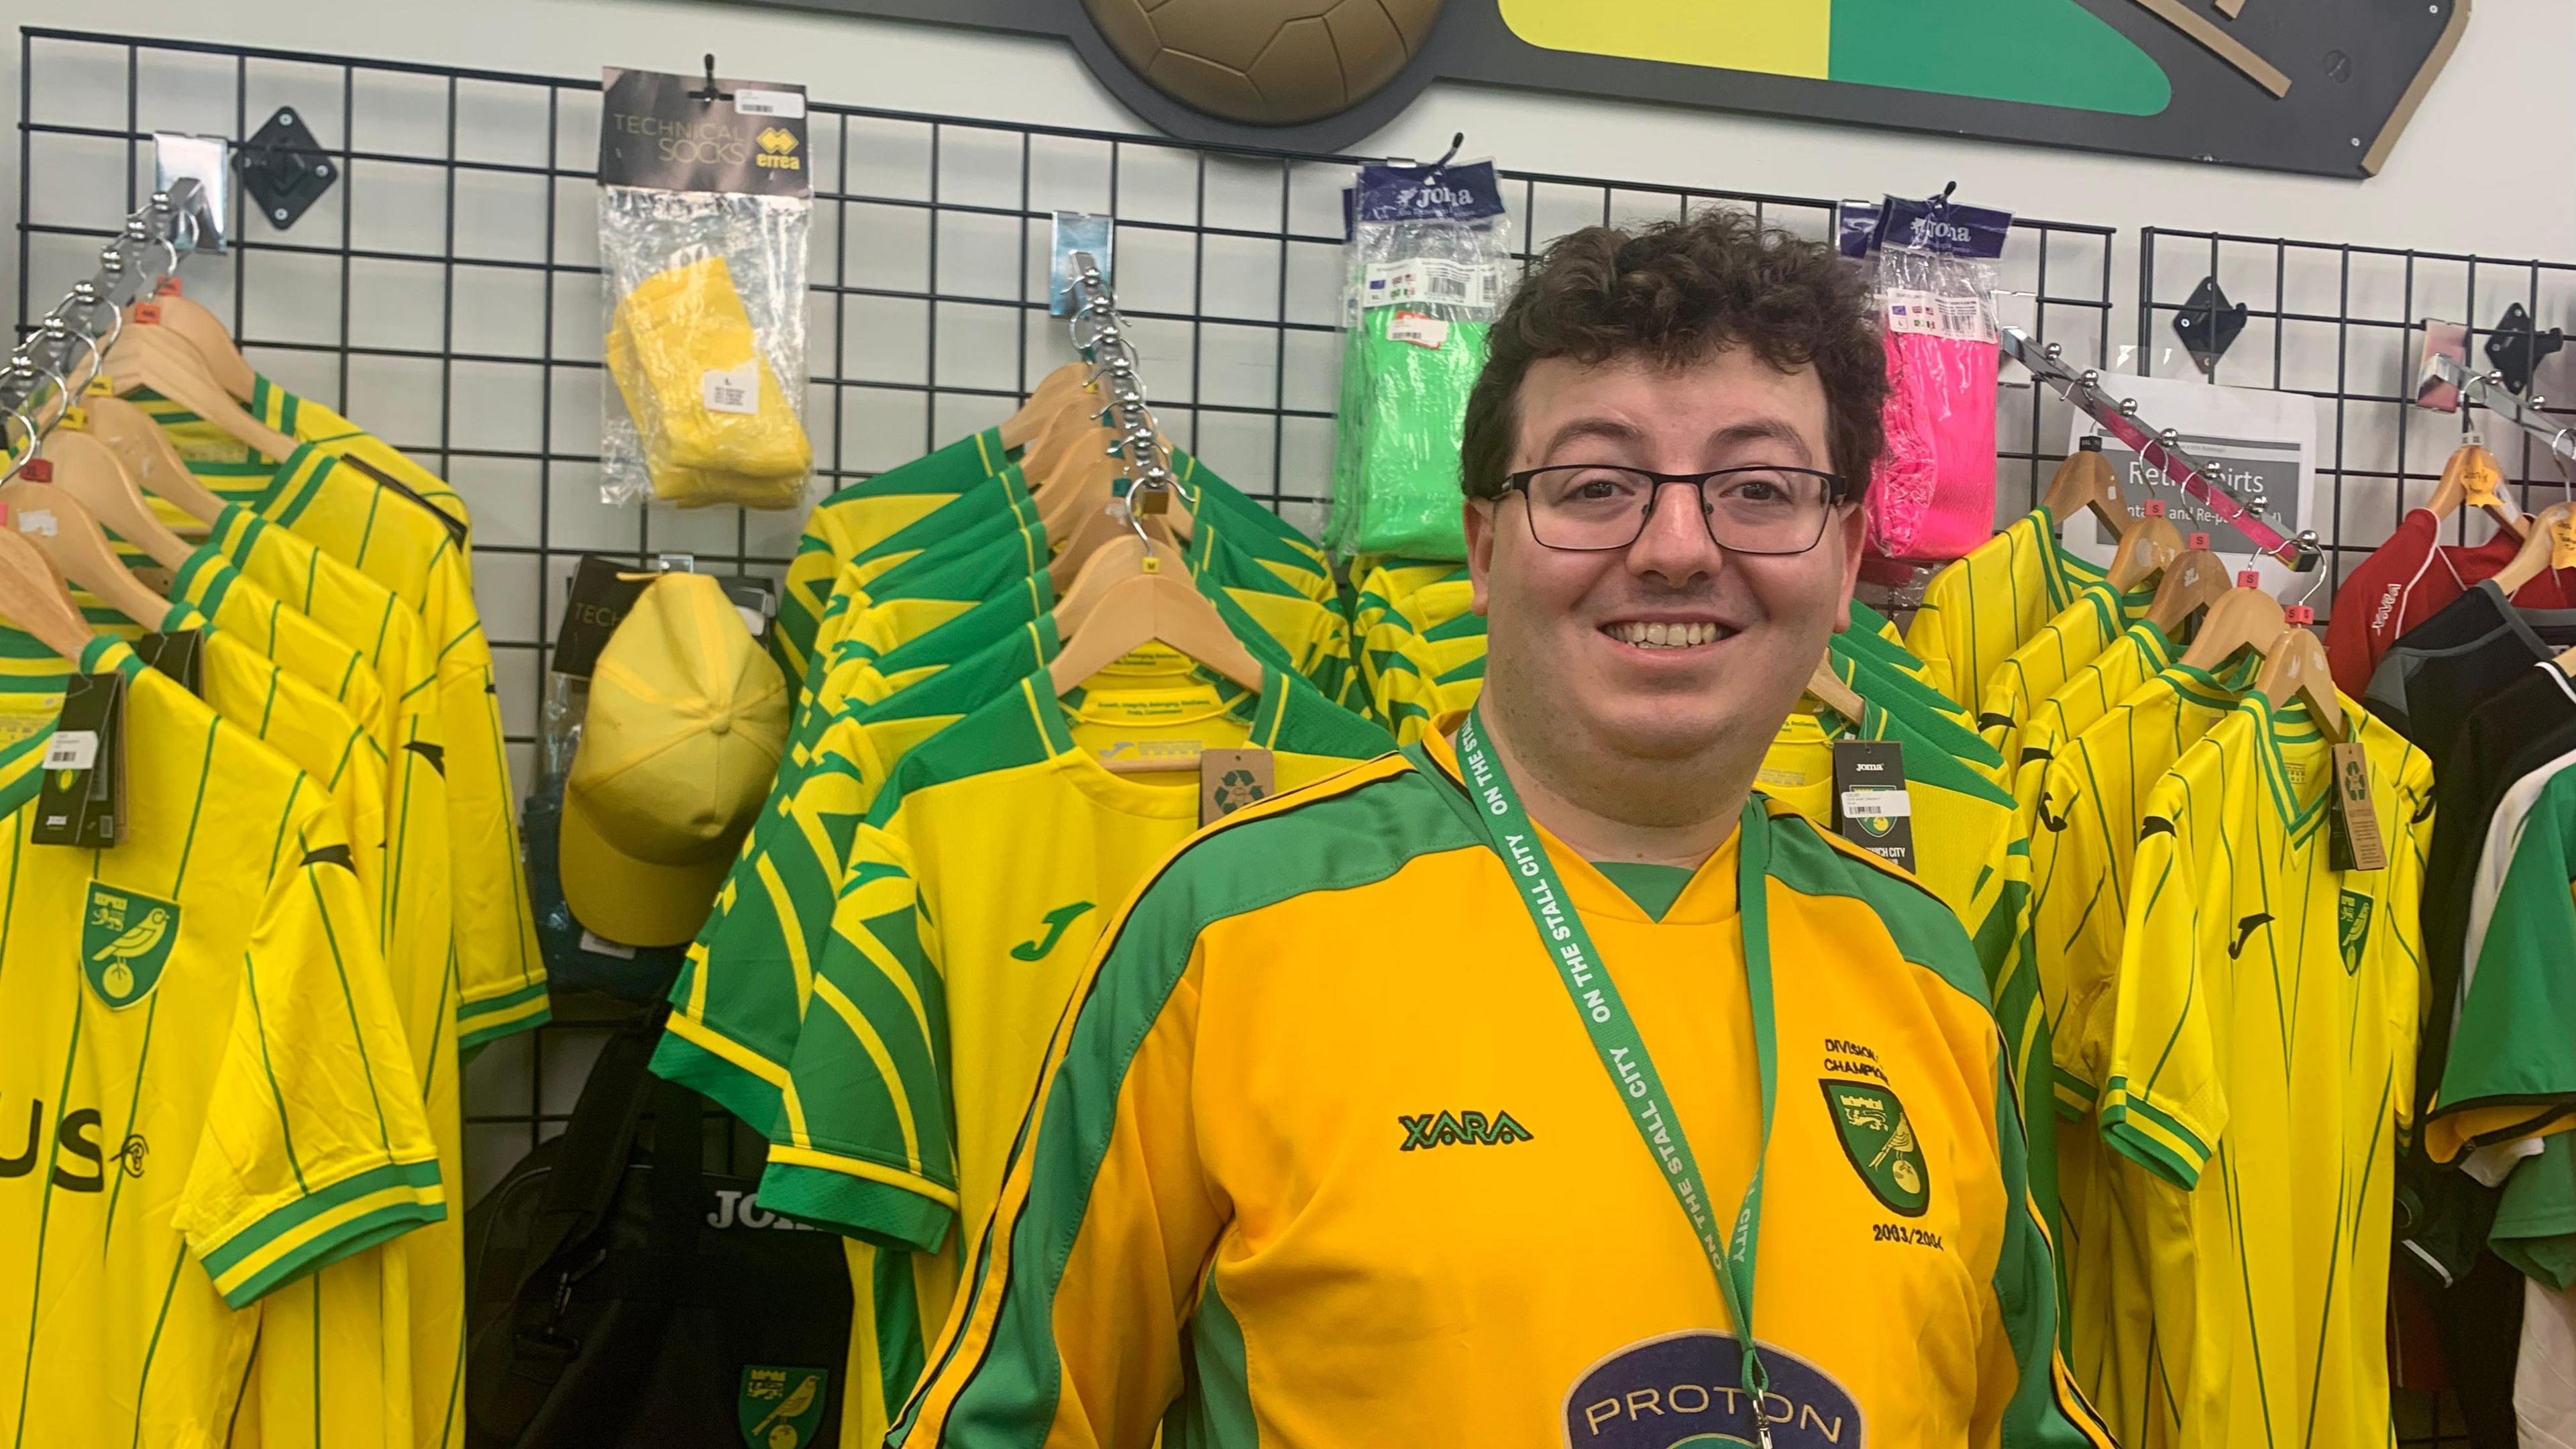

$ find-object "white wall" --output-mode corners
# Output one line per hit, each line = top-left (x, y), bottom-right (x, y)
(3, 0), (2570, 259)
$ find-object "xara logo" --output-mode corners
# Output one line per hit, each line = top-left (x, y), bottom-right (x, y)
(1397, 1110), (1534, 1150)
(1008, 902), (1095, 962)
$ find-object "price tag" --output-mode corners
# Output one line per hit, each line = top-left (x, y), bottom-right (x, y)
(701, 365), (758, 416)
(2285, 604), (2316, 627)
(1387, 311), (1450, 349)
(2238, 570), (2263, 588)
(2457, 444), (2506, 506)
(2142, 499), (2167, 518)
(733, 88), (806, 119)
(1837, 789), (1914, 819)
(2328, 743), (2387, 872)
(42, 731), (97, 771)
(578, 930), (639, 960)
(2188, 532), (2211, 549)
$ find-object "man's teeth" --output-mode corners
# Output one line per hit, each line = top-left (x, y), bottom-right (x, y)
(1608, 621), (1728, 649)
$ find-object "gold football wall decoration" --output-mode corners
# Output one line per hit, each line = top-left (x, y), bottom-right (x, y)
(1081, 0), (1444, 125)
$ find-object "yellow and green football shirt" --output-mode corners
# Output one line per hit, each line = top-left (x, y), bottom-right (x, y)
(137, 372), (474, 544)
(1976, 580), (2156, 770)
(205, 494), (539, 1051)
(892, 727), (2108, 1449)
(786, 431), (1013, 675)
(1906, 506), (2110, 715)
(0, 637), (439, 1449)
(747, 662), (1391, 1440)
(2098, 694), (2429, 1449)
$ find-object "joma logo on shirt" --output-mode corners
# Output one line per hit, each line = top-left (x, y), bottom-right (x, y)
(1008, 902), (1095, 961)
(1397, 1110), (1534, 1150)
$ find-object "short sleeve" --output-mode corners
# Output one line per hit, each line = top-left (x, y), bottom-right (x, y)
(179, 821), (442, 1309)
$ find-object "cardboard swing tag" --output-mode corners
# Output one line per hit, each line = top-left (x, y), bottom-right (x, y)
(2328, 742), (2387, 872)
(133, 628), (205, 699)
(1831, 740), (1914, 874)
(34, 669), (125, 848)
(1199, 747), (1275, 826)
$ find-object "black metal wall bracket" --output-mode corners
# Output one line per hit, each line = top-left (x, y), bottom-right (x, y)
(2483, 302), (2566, 396)
(2172, 274), (2247, 376)
(232, 105), (336, 231)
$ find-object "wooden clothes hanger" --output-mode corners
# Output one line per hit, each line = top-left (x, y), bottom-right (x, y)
(996, 363), (1092, 451)
(2426, 439), (2526, 539)
(101, 329), (297, 464)
(2104, 513), (2186, 591)
(2043, 438), (2131, 536)
(0, 521), (94, 660)
(0, 478), (171, 628)
(2145, 546), (2230, 635)
(1047, 545), (1265, 701)
(76, 394), (226, 526)
(130, 294), (257, 402)
(2492, 501), (2576, 597)
(1055, 529), (1188, 637)
(2178, 584), (2290, 673)
(36, 428), (195, 572)
(1803, 656), (1867, 722)
(2253, 625), (2344, 739)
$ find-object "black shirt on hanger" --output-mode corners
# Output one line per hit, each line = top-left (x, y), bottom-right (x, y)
(2366, 579), (2576, 768)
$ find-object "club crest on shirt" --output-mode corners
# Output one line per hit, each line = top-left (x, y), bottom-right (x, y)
(1565, 1330), (1862, 1448)
(2337, 890), (2373, 976)
(1821, 1079), (1929, 1218)
(80, 884), (179, 1010)
(737, 1365), (828, 1449)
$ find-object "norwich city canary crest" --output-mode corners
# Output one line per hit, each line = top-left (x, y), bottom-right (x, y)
(2337, 890), (2373, 976)
(1821, 1079), (1929, 1217)
(82, 883), (179, 1009)
(737, 1365), (827, 1449)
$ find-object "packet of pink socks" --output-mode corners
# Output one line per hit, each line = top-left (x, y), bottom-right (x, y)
(1857, 192), (2010, 564)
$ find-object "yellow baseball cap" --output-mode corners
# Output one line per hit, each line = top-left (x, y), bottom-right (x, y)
(560, 572), (788, 947)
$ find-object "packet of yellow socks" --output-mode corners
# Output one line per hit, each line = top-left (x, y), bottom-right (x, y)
(605, 256), (810, 508)
(596, 65), (814, 510)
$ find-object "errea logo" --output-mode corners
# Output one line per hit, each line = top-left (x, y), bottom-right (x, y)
(1397, 1110), (1534, 1151)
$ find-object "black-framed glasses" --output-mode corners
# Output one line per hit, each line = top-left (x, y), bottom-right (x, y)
(1500, 464), (1851, 555)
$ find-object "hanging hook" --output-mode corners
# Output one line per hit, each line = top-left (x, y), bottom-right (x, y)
(1429, 131), (1466, 173)
(690, 54), (729, 103)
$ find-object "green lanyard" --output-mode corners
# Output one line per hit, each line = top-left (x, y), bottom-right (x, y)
(1452, 707), (1783, 1448)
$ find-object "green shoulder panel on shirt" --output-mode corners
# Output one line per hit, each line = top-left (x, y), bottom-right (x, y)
(1757, 798), (1993, 1014)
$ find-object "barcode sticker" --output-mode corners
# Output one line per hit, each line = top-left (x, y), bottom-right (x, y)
(733, 88), (806, 119)
(17, 509), (56, 538)
(1363, 258), (1501, 311)
(578, 930), (639, 960)
(43, 731), (97, 771)
(1883, 288), (1996, 342)
(1387, 311), (1450, 348)
(1837, 789), (1913, 820)
(702, 365), (758, 416)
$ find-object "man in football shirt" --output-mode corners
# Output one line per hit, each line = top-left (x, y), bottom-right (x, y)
(895, 210), (2104, 1446)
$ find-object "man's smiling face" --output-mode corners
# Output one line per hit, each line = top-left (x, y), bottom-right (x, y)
(1465, 346), (1865, 765)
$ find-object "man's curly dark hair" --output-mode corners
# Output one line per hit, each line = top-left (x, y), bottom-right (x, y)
(1460, 208), (1886, 504)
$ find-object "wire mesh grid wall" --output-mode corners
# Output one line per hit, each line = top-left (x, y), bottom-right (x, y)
(2137, 227), (2576, 614)
(15, 26), (2120, 1204)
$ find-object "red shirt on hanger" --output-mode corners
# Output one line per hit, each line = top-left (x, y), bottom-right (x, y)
(2326, 508), (2576, 696)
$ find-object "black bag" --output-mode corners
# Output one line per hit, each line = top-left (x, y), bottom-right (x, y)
(464, 1016), (853, 1448)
